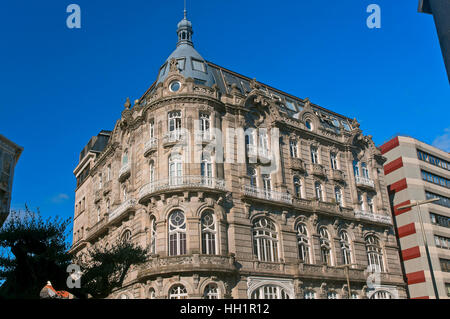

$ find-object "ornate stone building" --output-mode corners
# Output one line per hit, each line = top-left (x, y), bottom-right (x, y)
(70, 12), (407, 299)
(0, 134), (23, 228)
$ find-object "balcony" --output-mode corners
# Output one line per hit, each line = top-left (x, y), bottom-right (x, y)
(94, 189), (102, 203)
(310, 163), (326, 178)
(102, 180), (112, 195)
(289, 157), (306, 172)
(247, 145), (272, 164)
(354, 210), (392, 225)
(143, 138), (158, 156)
(162, 131), (185, 147)
(355, 176), (375, 189)
(195, 131), (215, 144)
(86, 217), (108, 241)
(118, 163), (131, 181)
(139, 176), (226, 202)
(330, 169), (345, 182)
(108, 198), (137, 223)
(138, 254), (237, 278)
(242, 185), (292, 204)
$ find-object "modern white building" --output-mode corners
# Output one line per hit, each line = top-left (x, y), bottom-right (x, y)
(381, 136), (450, 298)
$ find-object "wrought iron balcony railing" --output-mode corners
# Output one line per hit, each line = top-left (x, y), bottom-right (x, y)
(242, 185), (292, 204)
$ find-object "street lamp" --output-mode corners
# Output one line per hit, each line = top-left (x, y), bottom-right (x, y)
(397, 198), (440, 299)
(335, 263), (358, 298)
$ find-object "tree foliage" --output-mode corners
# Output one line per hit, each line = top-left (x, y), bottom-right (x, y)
(73, 238), (149, 299)
(0, 207), (72, 299)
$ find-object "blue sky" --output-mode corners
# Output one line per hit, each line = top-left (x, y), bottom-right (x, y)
(0, 1), (448, 241)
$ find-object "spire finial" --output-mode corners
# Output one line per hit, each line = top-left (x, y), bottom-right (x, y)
(184, 0), (187, 19)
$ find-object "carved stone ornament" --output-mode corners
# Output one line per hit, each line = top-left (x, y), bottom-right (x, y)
(169, 58), (179, 73)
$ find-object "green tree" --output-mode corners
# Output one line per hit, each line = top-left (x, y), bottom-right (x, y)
(0, 208), (72, 299)
(72, 238), (149, 299)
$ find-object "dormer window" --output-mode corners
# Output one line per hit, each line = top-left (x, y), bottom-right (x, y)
(176, 58), (185, 71)
(192, 59), (205, 72)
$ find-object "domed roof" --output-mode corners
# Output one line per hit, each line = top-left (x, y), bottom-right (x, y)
(155, 11), (216, 87)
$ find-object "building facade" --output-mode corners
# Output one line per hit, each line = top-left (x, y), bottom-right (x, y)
(0, 134), (23, 228)
(70, 13), (406, 299)
(380, 136), (450, 299)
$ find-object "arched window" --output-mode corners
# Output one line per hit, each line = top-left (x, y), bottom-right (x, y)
(340, 230), (352, 265)
(251, 285), (289, 299)
(334, 186), (343, 206)
(357, 192), (364, 210)
(294, 177), (302, 198)
(168, 210), (187, 256)
(169, 285), (187, 299)
(121, 230), (132, 242)
(149, 288), (156, 299)
(304, 290), (316, 299)
(201, 211), (216, 255)
(259, 129), (270, 154)
(366, 235), (384, 272)
(262, 174), (272, 199)
(248, 166), (257, 187)
(353, 160), (360, 177)
(370, 291), (392, 299)
(327, 292), (338, 299)
(122, 150), (129, 166)
(169, 154), (183, 185)
(311, 146), (319, 164)
(204, 283), (220, 299)
(199, 113), (210, 139)
(290, 140), (298, 158)
(319, 227), (332, 266)
(367, 195), (375, 213)
(330, 153), (338, 170)
(168, 111), (182, 139)
(149, 160), (155, 183)
(150, 217), (157, 254)
(201, 152), (212, 184)
(253, 217), (278, 262)
(315, 182), (323, 201)
(296, 223), (310, 263)
(98, 173), (103, 190)
(149, 120), (155, 139)
(361, 162), (369, 179)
